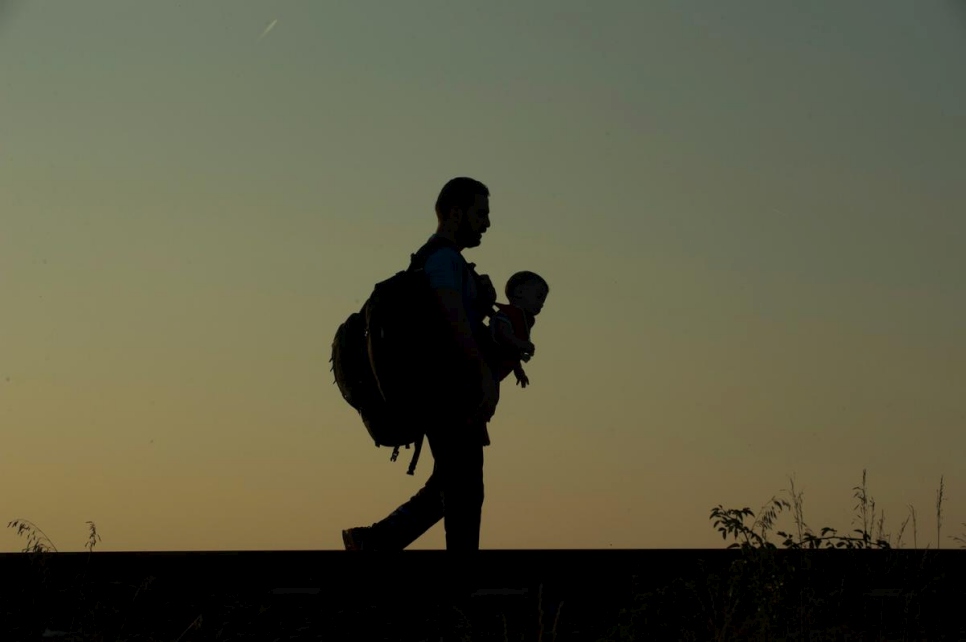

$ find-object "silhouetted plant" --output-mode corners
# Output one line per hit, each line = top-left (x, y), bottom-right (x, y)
(6, 519), (107, 639)
(7, 518), (59, 554)
(604, 468), (961, 641)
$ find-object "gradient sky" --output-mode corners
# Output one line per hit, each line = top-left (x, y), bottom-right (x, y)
(2, 0), (965, 552)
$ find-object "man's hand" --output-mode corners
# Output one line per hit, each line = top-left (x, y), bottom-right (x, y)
(477, 274), (497, 311)
(470, 361), (499, 424)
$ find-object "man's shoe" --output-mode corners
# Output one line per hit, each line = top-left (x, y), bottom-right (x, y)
(342, 526), (372, 551)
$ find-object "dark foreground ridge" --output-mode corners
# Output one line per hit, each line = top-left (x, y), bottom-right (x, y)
(3, 549), (965, 640)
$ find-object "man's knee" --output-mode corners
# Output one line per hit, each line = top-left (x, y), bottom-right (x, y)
(436, 455), (483, 505)
(447, 472), (484, 510)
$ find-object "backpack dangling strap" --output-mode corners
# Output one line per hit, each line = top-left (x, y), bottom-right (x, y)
(406, 433), (425, 476)
(388, 435), (423, 475)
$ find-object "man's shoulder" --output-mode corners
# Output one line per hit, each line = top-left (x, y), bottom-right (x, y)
(419, 236), (466, 290)
(424, 245), (463, 263)
(420, 236), (468, 274)
(422, 248), (463, 272)
(421, 236), (463, 260)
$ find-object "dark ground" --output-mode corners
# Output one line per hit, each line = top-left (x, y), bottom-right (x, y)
(2, 549), (965, 641)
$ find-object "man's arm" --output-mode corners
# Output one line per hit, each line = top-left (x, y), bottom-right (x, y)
(435, 287), (487, 366)
(423, 249), (490, 374)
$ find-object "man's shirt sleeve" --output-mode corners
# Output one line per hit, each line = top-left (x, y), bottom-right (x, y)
(422, 247), (463, 292)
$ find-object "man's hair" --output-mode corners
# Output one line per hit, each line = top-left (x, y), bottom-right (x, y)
(505, 271), (549, 299)
(435, 177), (489, 219)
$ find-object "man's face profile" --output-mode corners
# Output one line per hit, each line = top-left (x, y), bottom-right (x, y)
(456, 194), (490, 248)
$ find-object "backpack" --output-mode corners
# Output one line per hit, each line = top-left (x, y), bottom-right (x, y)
(329, 236), (458, 475)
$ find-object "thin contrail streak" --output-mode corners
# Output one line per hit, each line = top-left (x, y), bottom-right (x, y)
(257, 19), (277, 42)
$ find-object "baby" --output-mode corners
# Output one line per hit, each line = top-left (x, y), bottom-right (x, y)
(487, 270), (549, 388)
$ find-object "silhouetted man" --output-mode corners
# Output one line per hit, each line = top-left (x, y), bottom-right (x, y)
(342, 176), (498, 552)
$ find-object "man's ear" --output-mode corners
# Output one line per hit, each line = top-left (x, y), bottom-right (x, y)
(448, 207), (463, 223)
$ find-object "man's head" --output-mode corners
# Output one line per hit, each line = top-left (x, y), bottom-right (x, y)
(505, 271), (549, 316)
(435, 177), (490, 250)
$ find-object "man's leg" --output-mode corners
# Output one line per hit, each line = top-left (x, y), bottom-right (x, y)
(430, 420), (485, 551)
(350, 423), (484, 552)
(419, 419), (486, 640)
(354, 460), (445, 550)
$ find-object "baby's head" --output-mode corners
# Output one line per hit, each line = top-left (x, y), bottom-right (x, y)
(505, 271), (549, 316)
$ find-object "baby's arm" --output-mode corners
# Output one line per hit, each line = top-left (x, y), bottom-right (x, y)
(513, 363), (529, 388)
